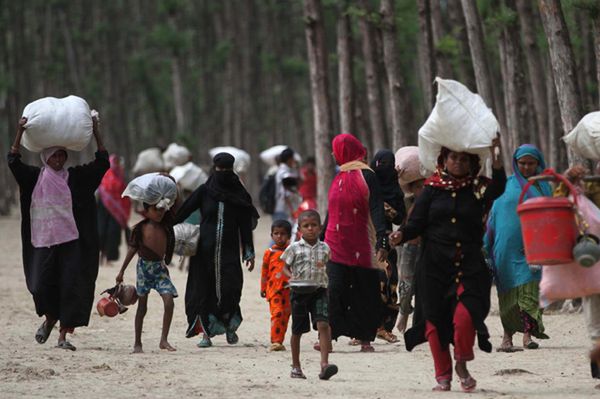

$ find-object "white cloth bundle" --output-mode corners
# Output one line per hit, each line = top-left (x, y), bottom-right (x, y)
(21, 95), (93, 152)
(395, 146), (428, 194)
(173, 223), (200, 256)
(563, 111), (600, 161)
(418, 78), (499, 177)
(208, 146), (250, 173)
(163, 143), (192, 170)
(170, 162), (208, 191)
(132, 148), (165, 175)
(259, 145), (302, 166)
(122, 173), (177, 210)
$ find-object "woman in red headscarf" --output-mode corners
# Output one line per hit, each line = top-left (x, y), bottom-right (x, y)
(97, 154), (131, 264)
(324, 134), (389, 353)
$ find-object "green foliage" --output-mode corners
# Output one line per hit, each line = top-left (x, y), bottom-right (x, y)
(435, 35), (460, 58)
(281, 57), (309, 78)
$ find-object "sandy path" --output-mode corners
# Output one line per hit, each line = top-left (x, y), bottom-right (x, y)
(0, 211), (596, 398)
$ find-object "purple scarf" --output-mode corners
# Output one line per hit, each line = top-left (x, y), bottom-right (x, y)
(30, 147), (79, 248)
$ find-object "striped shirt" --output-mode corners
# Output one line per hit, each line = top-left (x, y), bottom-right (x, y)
(280, 238), (330, 288)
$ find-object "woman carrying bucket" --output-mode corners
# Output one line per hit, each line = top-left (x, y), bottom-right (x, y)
(484, 145), (551, 352)
(390, 138), (505, 392)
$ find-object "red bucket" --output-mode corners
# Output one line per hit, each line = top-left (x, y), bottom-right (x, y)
(97, 297), (119, 317)
(517, 169), (578, 265)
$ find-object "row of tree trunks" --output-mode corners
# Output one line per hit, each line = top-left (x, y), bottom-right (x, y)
(416, 0), (436, 112)
(337, 2), (355, 136)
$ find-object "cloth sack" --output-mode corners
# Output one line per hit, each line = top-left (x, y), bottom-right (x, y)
(418, 78), (499, 177)
(170, 162), (208, 192)
(259, 145), (302, 166)
(21, 96), (93, 152)
(563, 111), (600, 161)
(122, 173), (177, 210)
(173, 223), (200, 256)
(395, 146), (428, 194)
(163, 143), (191, 170)
(208, 146), (250, 174)
(132, 148), (165, 175)
(540, 193), (600, 302)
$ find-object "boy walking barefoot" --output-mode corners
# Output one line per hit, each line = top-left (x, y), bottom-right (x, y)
(261, 220), (293, 352)
(116, 175), (179, 353)
(281, 210), (337, 380)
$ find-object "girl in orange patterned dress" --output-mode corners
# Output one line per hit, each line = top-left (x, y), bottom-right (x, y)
(261, 220), (292, 351)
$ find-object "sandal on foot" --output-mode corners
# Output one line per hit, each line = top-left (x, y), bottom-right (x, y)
(35, 321), (55, 344)
(458, 376), (477, 393)
(524, 340), (539, 350)
(226, 331), (239, 345)
(360, 343), (375, 353)
(269, 343), (285, 351)
(432, 380), (451, 392)
(496, 345), (523, 353)
(319, 364), (338, 380)
(376, 329), (398, 343)
(197, 336), (212, 348)
(291, 366), (306, 379)
(56, 341), (76, 351)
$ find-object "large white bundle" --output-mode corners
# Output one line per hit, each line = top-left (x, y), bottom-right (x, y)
(170, 162), (208, 191)
(21, 95), (93, 152)
(122, 173), (177, 210)
(132, 148), (165, 175)
(208, 146), (250, 173)
(418, 78), (498, 177)
(259, 145), (303, 166)
(163, 143), (191, 170)
(173, 223), (200, 256)
(563, 112), (600, 161)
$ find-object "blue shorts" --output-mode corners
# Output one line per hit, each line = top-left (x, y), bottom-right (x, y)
(136, 258), (178, 297)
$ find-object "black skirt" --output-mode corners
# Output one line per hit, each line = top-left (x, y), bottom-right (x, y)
(327, 261), (382, 342)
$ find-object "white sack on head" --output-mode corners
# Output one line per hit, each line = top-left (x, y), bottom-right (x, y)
(21, 95), (93, 152)
(418, 78), (499, 177)
(170, 162), (208, 191)
(395, 146), (428, 194)
(260, 145), (302, 166)
(122, 173), (177, 210)
(132, 148), (165, 175)
(563, 112), (600, 161)
(163, 143), (191, 170)
(208, 146), (250, 173)
(173, 223), (200, 257)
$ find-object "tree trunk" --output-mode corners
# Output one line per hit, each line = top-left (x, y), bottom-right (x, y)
(447, 0), (476, 90)
(516, 0), (549, 156)
(429, 0), (453, 79)
(337, 3), (355, 135)
(498, 0), (528, 152)
(538, 0), (586, 166)
(358, 0), (387, 151)
(594, 14), (600, 106)
(304, 0), (335, 214)
(380, 0), (413, 149)
(416, 0), (436, 112)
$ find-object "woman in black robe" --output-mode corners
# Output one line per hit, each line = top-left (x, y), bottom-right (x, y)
(370, 149), (406, 343)
(8, 116), (109, 351)
(390, 140), (505, 392)
(175, 153), (259, 348)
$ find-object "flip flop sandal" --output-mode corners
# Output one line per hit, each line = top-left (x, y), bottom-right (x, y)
(458, 376), (477, 393)
(56, 341), (77, 351)
(35, 321), (55, 344)
(318, 364), (338, 380)
(291, 367), (307, 379)
(432, 380), (451, 391)
(496, 345), (523, 353)
(524, 341), (539, 350)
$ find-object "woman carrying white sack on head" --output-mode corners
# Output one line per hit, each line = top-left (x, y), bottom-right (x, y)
(8, 113), (109, 351)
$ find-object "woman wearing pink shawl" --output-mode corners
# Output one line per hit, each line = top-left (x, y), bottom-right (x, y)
(97, 154), (131, 264)
(324, 134), (389, 352)
(8, 116), (109, 351)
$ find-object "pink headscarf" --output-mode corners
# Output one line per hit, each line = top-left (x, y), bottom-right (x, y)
(30, 147), (79, 248)
(325, 134), (375, 268)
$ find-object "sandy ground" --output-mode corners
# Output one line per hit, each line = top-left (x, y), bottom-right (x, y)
(0, 210), (597, 399)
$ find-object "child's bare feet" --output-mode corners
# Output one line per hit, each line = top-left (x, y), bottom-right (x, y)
(132, 344), (143, 353)
(159, 341), (176, 351)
